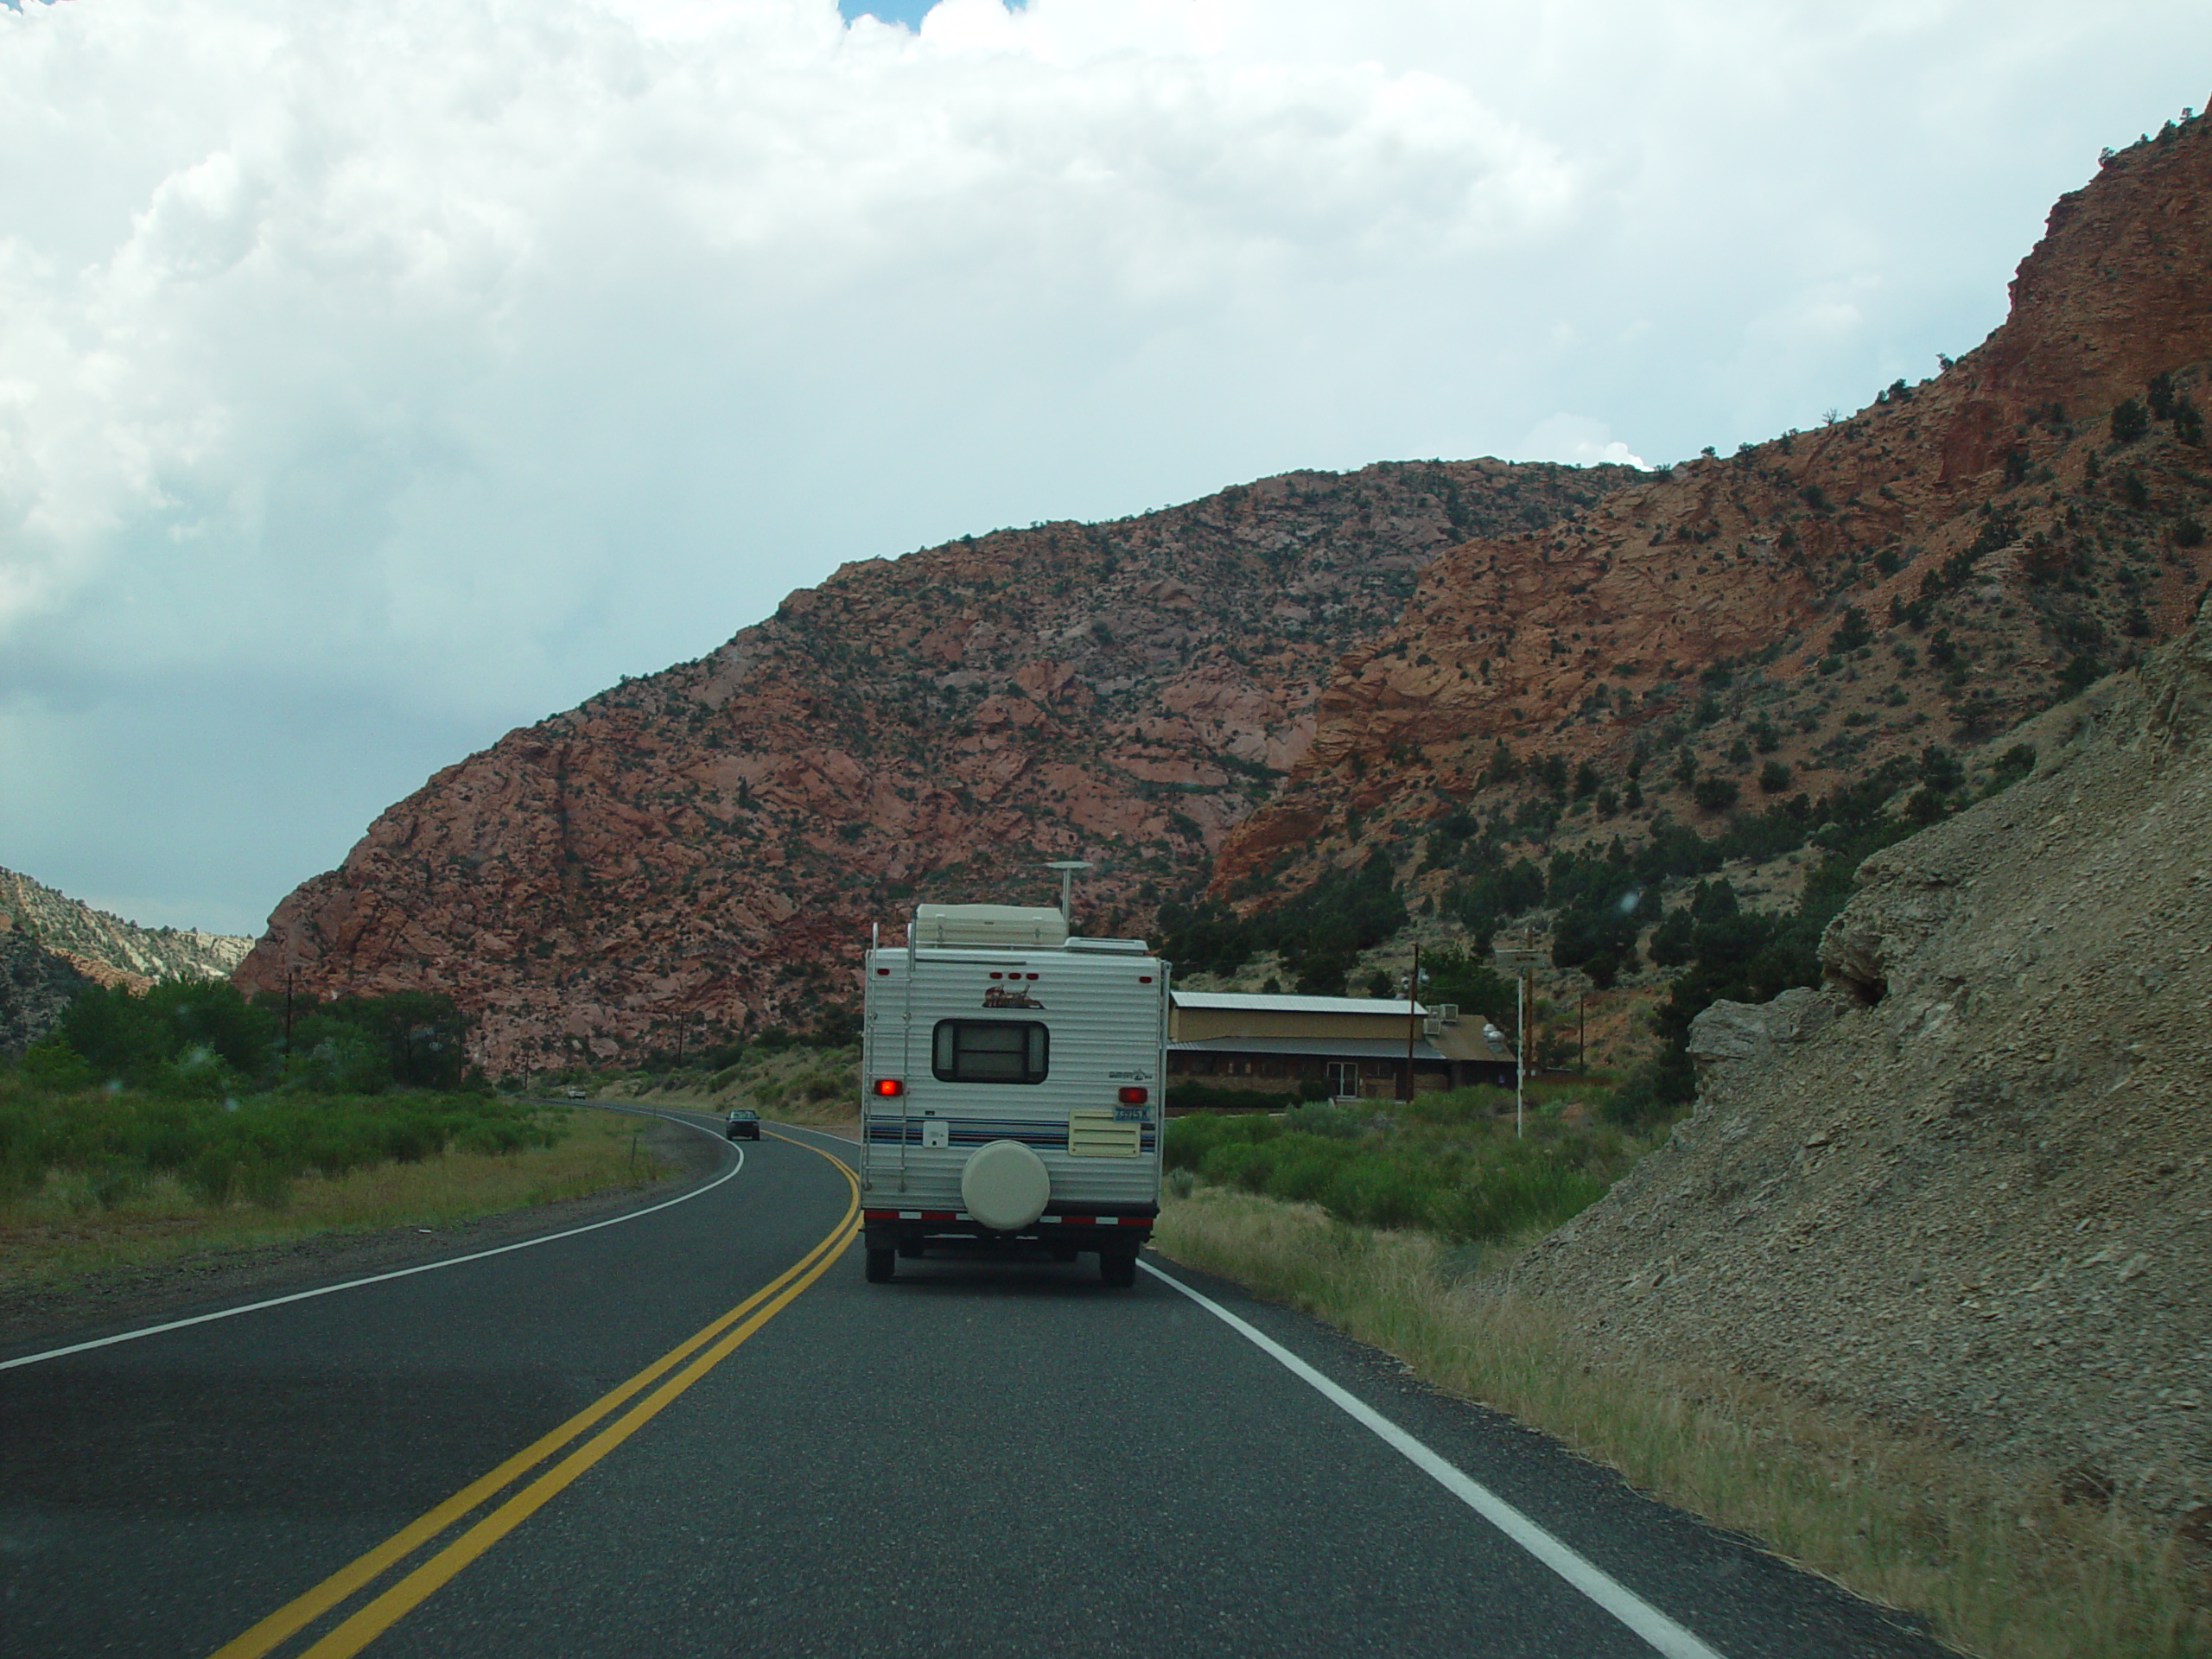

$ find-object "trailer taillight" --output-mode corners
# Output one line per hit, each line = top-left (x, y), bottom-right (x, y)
(874, 1078), (905, 1097)
(1117, 1086), (1148, 1105)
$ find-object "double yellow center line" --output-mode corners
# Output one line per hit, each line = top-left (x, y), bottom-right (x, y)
(213, 1131), (859, 1659)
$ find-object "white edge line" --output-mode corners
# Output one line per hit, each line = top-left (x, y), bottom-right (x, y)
(1139, 1260), (1729, 1659)
(1, 1107), (743, 1373)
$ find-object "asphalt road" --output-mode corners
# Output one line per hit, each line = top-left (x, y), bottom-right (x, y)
(0, 1112), (1956, 1658)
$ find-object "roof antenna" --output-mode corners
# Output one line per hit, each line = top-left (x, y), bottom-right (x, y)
(1045, 860), (1093, 924)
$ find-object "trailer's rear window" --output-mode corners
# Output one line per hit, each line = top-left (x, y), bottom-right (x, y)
(931, 1020), (1049, 1084)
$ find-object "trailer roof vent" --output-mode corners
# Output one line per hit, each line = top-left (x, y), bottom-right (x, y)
(912, 904), (1068, 948)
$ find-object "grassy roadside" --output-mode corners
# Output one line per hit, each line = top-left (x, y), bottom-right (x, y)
(601, 1045), (860, 1131)
(0, 1107), (672, 1288)
(1167, 1086), (1646, 1243)
(1154, 1186), (2211, 1659)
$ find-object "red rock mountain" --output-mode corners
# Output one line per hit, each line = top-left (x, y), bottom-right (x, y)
(235, 462), (1624, 1070)
(1217, 114), (2212, 904)
(240, 111), (2212, 1071)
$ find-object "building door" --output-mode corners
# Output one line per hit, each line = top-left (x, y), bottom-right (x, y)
(1325, 1061), (1358, 1100)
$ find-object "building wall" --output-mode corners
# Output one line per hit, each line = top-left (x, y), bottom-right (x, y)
(1171, 1007), (1419, 1042)
(1168, 1049), (1452, 1093)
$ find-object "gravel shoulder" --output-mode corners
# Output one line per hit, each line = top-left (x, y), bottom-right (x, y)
(0, 1110), (726, 1360)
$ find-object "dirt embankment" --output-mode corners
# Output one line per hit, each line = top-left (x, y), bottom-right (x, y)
(1513, 597), (2212, 1529)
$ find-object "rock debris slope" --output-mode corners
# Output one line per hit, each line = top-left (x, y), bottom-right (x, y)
(236, 462), (1622, 1071)
(1515, 597), (2212, 1524)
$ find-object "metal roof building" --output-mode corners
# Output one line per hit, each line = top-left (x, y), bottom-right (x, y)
(1166, 989), (1512, 1104)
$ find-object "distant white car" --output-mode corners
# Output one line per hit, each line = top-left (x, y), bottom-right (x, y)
(563, 1085), (588, 1100)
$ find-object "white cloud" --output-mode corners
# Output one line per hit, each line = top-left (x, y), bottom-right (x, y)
(1516, 414), (1648, 473)
(0, 0), (2205, 929)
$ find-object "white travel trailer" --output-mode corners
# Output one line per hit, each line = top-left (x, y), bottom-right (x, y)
(859, 902), (1167, 1287)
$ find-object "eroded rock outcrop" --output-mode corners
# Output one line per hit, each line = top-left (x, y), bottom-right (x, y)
(0, 868), (252, 1052)
(0, 929), (94, 1056)
(1514, 596), (2212, 1522)
(1216, 115), (2212, 904)
(237, 461), (1623, 1070)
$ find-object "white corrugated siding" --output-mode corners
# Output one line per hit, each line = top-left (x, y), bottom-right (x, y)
(860, 946), (1166, 1211)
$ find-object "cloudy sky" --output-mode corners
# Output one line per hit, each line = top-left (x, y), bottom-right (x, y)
(2, 0), (2205, 937)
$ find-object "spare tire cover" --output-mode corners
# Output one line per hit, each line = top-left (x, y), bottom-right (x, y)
(961, 1139), (1052, 1231)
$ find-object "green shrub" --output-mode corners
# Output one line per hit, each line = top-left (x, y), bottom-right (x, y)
(1279, 1102), (1366, 1138)
(0, 1082), (566, 1210)
(795, 1070), (846, 1104)
(20, 1037), (93, 1094)
(1165, 1081), (1304, 1114)
(1166, 1108), (1624, 1244)
(1692, 776), (1740, 813)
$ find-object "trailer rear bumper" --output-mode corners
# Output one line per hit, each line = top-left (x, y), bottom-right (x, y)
(862, 1206), (1156, 1253)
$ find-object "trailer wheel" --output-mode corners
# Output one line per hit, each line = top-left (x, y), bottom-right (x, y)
(865, 1246), (897, 1283)
(1099, 1250), (1137, 1288)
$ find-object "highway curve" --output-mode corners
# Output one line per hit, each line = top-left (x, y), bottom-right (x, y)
(0, 1112), (1956, 1658)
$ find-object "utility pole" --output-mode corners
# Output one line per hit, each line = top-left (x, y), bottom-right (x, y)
(283, 968), (295, 1077)
(1401, 944), (1421, 1103)
(1491, 934), (1547, 1141)
(1579, 991), (1586, 1075)
(1516, 976), (1525, 1136)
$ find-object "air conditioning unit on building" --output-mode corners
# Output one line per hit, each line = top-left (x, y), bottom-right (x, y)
(1432, 1003), (1459, 1023)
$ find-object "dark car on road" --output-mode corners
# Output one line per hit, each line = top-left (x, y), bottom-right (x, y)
(725, 1109), (760, 1141)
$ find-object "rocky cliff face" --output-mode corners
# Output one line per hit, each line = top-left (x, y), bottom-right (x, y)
(0, 867), (253, 1052)
(238, 111), (2212, 1073)
(1216, 115), (2212, 902)
(0, 931), (93, 1057)
(1510, 597), (2212, 1523)
(235, 461), (1624, 1070)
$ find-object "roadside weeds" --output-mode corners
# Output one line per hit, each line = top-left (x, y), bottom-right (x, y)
(602, 1048), (860, 1132)
(0, 1108), (671, 1288)
(1154, 1186), (2212, 1659)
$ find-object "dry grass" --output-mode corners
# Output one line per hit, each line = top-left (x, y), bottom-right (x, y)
(605, 1047), (860, 1129)
(0, 1108), (670, 1287)
(1155, 1186), (2212, 1659)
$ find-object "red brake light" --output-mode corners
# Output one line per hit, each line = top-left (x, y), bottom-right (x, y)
(874, 1078), (904, 1097)
(1118, 1087), (1147, 1105)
